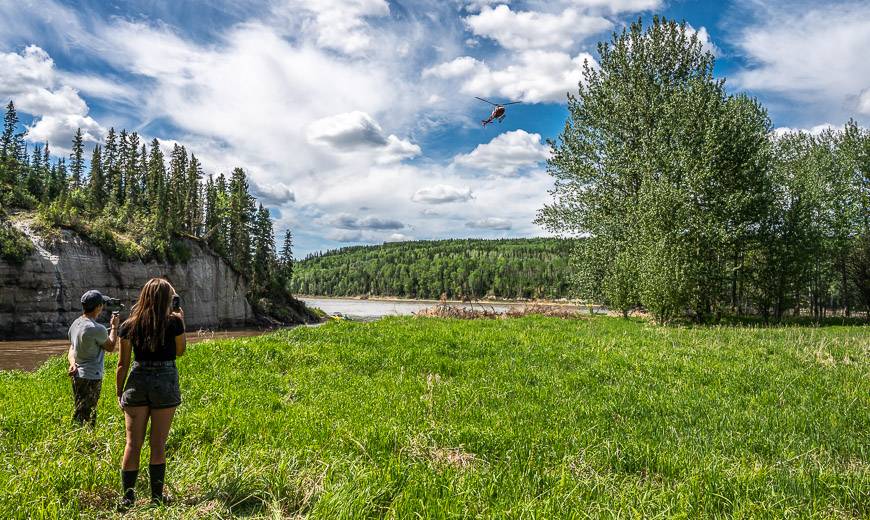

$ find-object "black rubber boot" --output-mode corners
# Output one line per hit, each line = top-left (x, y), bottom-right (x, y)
(149, 463), (166, 504)
(120, 469), (138, 509)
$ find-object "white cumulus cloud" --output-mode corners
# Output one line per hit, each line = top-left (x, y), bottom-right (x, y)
(424, 51), (595, 103)
(454, 129), (550, 176)
(465, 5), (611, 51)
(466, 217), (512, 230)
(412, 184), (474, 204)
(0, 45), (103, 151)
(731, 2), (870, 125)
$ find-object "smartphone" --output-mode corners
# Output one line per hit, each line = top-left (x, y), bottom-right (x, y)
(172, 295), (181, 311)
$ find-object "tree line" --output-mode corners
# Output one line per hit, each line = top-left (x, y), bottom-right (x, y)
(537, 17), (870, 322)
(291, 238), (576, 300)
(0, 102), (295, 311)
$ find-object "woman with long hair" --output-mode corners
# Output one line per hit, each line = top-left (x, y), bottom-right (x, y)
(115, 278), (186, 507)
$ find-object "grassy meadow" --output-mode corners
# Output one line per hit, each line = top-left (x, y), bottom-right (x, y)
(0, 316), (868, 518)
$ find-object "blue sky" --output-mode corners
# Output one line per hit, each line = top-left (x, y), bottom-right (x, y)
(1, 0), (869, 257)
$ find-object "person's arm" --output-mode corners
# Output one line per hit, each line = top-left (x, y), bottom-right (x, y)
(67, 345), (77, 376)
(101, 314), (120, 352)
(116, 338), (132, 408)
(173, 308), (187, 357)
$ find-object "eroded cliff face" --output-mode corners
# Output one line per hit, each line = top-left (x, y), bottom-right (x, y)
(0, 221), (254, 339)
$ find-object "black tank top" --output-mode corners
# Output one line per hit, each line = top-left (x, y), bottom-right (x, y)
(119, 315), (185, 361)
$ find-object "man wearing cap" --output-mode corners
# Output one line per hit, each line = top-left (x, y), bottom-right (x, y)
(67, 290), (120, 427)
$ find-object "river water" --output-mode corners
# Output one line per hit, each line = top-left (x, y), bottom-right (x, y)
(1, 297), (588, 371)
(0, 329), (266, 372)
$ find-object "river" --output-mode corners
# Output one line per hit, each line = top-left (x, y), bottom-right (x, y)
(299, 296), (589, 320)
(0, 297), (589, 371)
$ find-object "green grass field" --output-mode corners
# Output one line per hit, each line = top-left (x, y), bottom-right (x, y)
(1, 317), (868, 518)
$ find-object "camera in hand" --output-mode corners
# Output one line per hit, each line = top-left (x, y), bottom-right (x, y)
(172, 294), (181, 311)
(103, 297), (124, 315)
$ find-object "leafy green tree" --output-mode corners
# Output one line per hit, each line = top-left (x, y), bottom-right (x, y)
(536, 17), (772, 322)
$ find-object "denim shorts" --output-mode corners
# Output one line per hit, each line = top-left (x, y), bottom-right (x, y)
(121, 360), (181, 409)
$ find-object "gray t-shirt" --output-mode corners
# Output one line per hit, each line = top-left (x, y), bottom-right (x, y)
(68, 316), (109, 380)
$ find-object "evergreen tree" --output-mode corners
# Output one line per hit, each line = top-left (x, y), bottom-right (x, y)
(103, 128), (119, 206)
(228, 167), (255, 275)
(146, 138), (166, 212)
(1, 101), (18, 162)
(124, 131), (141, 208)
(0, 101), (20, 187)
(88, 145), (105, 211)
(280, 229), (294, 282)
(26, 144), (45, 201)
(185, 154), (203, 234)
(251, 203), (276, 292)
(167, 144), (188, 233)
(69, 128), (85, 189)
(116, 129), (129, 206)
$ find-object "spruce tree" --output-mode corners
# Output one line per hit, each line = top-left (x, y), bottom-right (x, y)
(228, 167), (255, 275)
(1, 101), (18, 162)
(88, 145), (105, 211)
(116, 130), (129, 206)
(124, 131), (141, 208)
(69, 128), (85, 189)
(186, 154), (203, 234)
(27, 144), (44, 200)
(280, 229), (294, 281)
(251, 203), (276, 292)
(103, 128), (118, 206)
(168, 144), (188, 233)
(0, 101), (19, 186)
(146, 138), (166, 210)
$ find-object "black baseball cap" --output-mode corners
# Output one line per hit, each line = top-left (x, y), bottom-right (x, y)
(81, 290), (108, 312)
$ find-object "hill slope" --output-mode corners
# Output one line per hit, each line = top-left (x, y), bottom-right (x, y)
(290, 238), (578, 300)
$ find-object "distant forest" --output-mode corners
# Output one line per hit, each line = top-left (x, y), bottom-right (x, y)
(0, 101), (296, 316)
(291, 238), (577, 300)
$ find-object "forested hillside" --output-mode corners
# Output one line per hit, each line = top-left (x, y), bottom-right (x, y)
(0, 101), (298, 319)
(291, 238), (577, 300)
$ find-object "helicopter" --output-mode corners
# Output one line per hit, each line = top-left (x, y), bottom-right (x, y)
(476, 97), (521, 127)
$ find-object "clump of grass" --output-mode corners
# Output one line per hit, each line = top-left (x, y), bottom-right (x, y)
(1, 316), (868, 517)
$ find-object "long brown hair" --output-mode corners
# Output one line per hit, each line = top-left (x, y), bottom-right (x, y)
(123, 278), (174, 351)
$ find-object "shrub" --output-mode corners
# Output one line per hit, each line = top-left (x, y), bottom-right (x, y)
(0, 220), (33, 265)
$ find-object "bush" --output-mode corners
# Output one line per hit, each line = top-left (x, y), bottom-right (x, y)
(0, 220), (33, 265)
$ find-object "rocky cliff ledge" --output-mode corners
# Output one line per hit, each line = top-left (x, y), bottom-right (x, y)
(1, 220), (256, 340)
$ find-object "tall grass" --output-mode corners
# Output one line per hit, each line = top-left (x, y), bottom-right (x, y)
(1, 317), (867, 518)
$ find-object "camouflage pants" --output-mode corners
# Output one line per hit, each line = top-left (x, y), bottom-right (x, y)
(71, 375), (102, 427)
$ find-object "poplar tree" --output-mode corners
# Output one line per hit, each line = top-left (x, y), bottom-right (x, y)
(536, 17), (772, 322)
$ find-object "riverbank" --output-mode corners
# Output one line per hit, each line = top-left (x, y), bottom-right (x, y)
(1, 316), (866, 517)
(0, 328), (272, 372)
